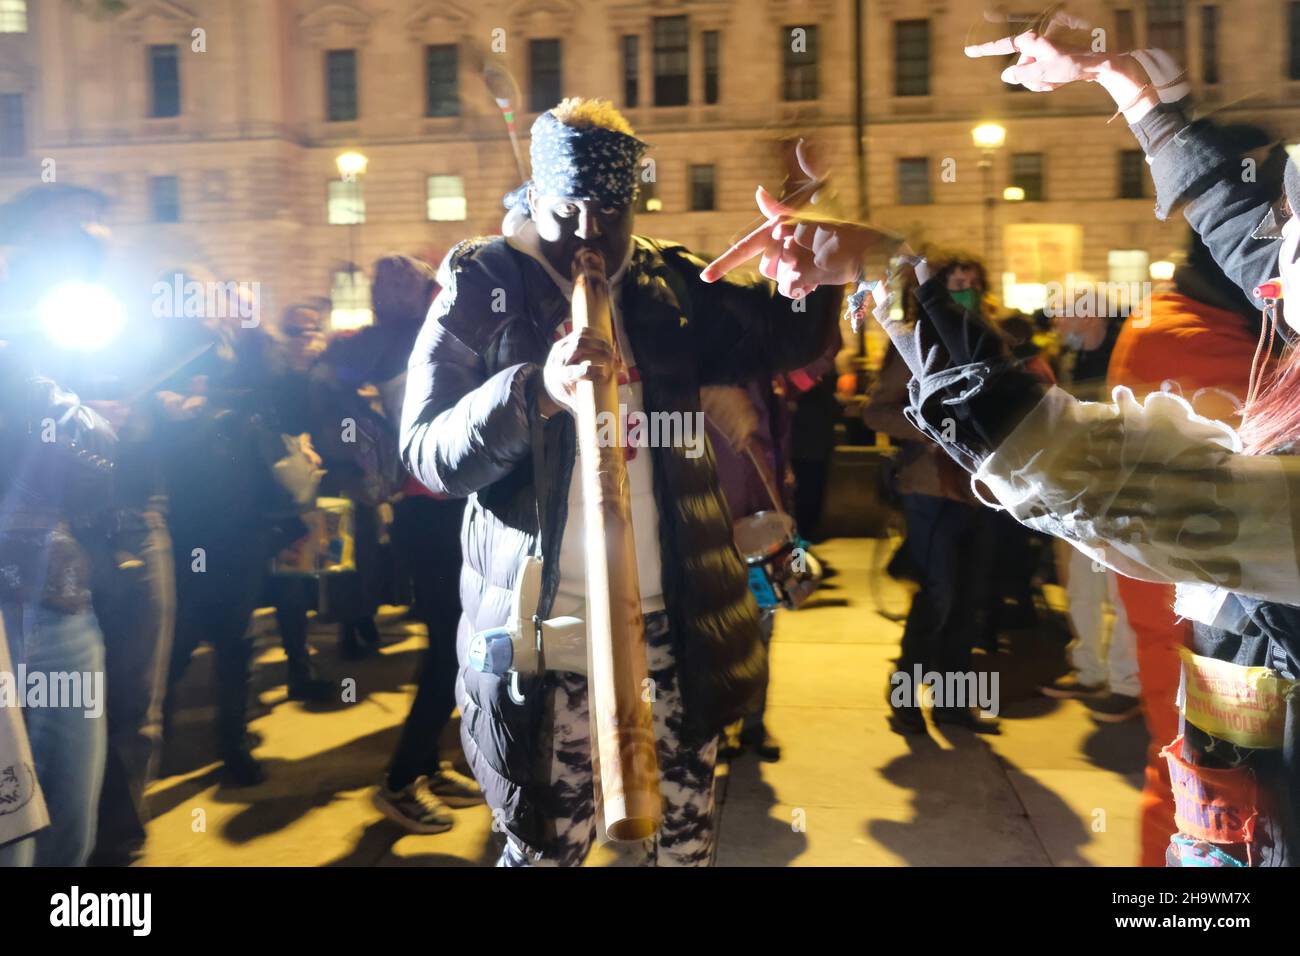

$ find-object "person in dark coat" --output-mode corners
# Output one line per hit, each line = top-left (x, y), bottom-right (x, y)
(400, 98), (843, 866)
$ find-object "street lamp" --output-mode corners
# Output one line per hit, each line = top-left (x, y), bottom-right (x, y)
(971, 123), (1007, 273)
(336, 151), (368, 181)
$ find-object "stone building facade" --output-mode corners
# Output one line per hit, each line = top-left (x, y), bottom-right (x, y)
(0, 0), (1296, 326)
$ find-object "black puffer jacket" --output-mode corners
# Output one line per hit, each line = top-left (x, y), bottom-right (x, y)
(400, 235), (841, 856)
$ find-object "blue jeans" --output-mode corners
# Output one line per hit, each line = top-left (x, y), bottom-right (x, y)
(0, 603), (107, 867)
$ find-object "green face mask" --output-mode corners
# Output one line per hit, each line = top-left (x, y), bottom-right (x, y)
(949, 288), (979, 311)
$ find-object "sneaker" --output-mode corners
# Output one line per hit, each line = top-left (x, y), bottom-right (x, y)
(373, 779), (454, 834)
(1087, 693), (1142, 723)
(426, 765), (485, 808)
(1039, 674), (1107, 699)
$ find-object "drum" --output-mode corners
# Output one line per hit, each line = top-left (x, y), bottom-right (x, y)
(732, 510), (820, 610)
(271, 496), (355, 576)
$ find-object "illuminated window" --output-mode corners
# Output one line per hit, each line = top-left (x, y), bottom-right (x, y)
(0, 0), (25, 33)
(327, 179), (364, 224)
(150, 176), (180, 223)
(1108, 249), (1150, 284)
(331, 269), (373, 330)
(426, 175), (466, 221)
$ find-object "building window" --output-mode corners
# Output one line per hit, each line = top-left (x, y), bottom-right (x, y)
(427, 175), (466, 221)
(1114, 9), (1136, 52)
(622, 35), (640, 108)
(894, 20), (930, 97)
(0, 93), (24, 157)
(653, 16), (689, 107)
(897, 158), (930, 205)
(529, 39), (562, 112)
(425, 44), (459, 117)
(150, 176), (180, 223)
(1200, 6), (1219, 84)
(326, 49), (358, 122)
(1009, 152), (1044, 201)
(149, 45), (181, 118)
(1290, 3), (1300, 80)
(0, 0), (27, 33)
(782, 25), (819, 101)
(1119, 150), (1148, 198)
(330, 269), (373, 331)
(636, 177), (661, 213)
(1108, 249), (1150, 285)
(689, 164), (715, 211)
(703, 30), (720, 105)
(1146, 0), (1186, 62)
(327, 179), (365, 224)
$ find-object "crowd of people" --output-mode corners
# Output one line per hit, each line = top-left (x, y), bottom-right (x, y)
(3, 13), (1300, 870)
(0, 223), (490, 862)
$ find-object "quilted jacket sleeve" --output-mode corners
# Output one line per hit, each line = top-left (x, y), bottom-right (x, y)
(400, 244), (542, 498)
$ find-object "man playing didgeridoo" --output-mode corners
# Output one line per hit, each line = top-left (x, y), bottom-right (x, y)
(400, 98), (859, 866)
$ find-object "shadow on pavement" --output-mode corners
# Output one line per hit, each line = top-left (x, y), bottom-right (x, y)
(715, 754), (808, 866)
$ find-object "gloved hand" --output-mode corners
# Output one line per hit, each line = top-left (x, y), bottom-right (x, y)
(875, 274), (1046, 474)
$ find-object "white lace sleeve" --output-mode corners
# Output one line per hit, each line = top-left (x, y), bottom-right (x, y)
(974, 385), (1300, 607)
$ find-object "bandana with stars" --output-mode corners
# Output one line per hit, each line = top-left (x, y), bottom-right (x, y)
(504, 109), (648, 214)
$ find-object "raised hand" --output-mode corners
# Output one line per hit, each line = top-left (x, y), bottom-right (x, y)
(540, 326), (622, 418)
(701, 187), (902, 298)
(964, 9), (1105, 92)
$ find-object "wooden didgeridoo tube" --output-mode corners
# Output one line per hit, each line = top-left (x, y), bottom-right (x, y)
(569, 246), (661, 841)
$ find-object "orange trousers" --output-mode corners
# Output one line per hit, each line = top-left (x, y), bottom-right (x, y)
(1112, 574), (1188, 866)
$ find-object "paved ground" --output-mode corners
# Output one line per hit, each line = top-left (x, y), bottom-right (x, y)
(142, 537), (1147, 867)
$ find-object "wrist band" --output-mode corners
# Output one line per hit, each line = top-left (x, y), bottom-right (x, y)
(1108, 81), (1154, 125)
(1129, 48), (1191, 103)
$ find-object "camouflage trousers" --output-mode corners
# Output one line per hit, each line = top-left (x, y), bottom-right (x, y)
(497, 611), (719, 867)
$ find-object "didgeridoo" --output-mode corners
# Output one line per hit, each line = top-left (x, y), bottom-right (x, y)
(569, 247), (661, 841)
